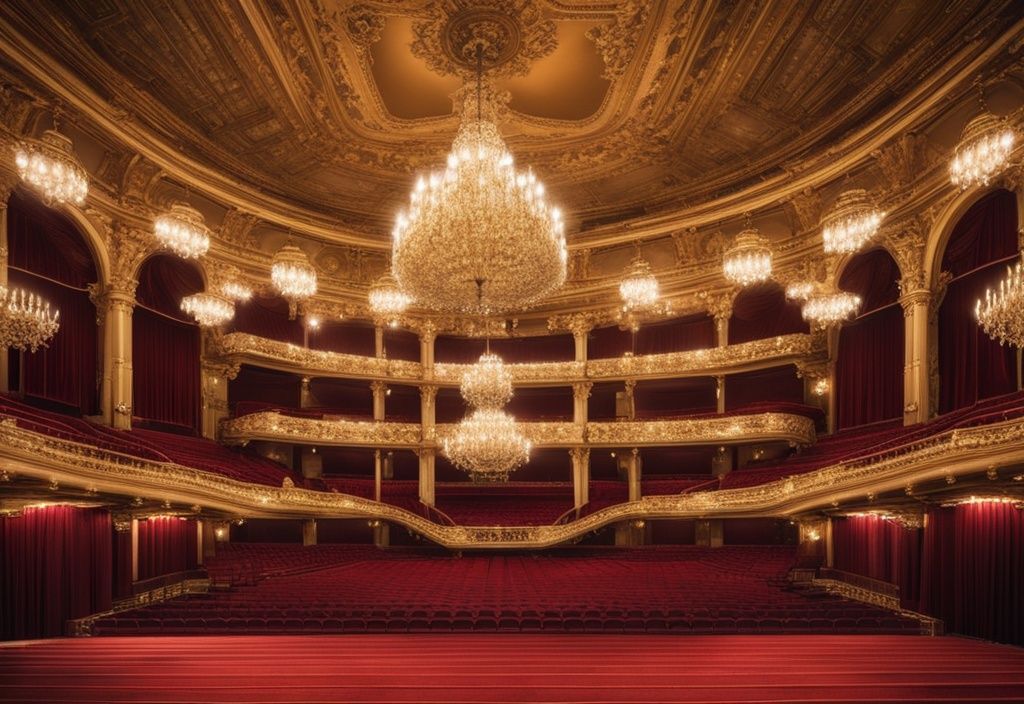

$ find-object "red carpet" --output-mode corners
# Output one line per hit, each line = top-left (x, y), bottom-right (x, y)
(2, 635), (1023, 703)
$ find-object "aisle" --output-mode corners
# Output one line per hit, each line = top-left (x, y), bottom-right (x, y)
(2, 634), (1023, 703)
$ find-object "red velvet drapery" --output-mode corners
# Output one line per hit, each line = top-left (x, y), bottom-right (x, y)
(136, 517), (198, 581)
(832, 515), (922, 609)
(938, 190), (1019, 413)
(228, 296), (304, 345)
(111, 527), (133, 600)
(634, 377), (717, 417)
(636, 314), (715, 356)
(729, 283), (808, 344)
(489, 334), (575, 362)
(724, 365), (804, 410)
(132, 307), (201, 431)
(0, 506), (112, 640)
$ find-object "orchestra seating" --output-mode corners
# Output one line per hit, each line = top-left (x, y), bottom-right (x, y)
(91, 546), (922, 636)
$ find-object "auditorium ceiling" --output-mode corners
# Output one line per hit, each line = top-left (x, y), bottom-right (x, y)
(1, 0), (1020, 242)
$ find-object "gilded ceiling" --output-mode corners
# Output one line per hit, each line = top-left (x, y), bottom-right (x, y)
(0, 0), (1021, 239)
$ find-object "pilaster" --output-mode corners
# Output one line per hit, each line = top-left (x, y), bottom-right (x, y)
(420, 384), (438, 443)
(371, 380), (387, 421)
(900, 289), (931, 425)
(572, 381), (592, 425)
(569, 447), (590, 508)
(417, 447), (436, 507)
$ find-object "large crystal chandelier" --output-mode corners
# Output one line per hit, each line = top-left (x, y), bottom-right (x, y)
(723, 220), (773, 286)
(950, 111), (1017, 190)
(391, 46), (566, 314)
(619, 250), (660, 312)
(0, 285), (60, 351)
(367, 268), (411, 324)
(460, 352), (513, 409)
(14, 129), (88, 206)
(271, 242), (317, 319)
(821, 189), (885, 255)
(181, 292), (234, 328)
(220, 280), (253, 302)
(153, 202), (211, 259)
(443, 408), (531, 483)
(975, 255), (1024, 347)
(801, 291), (861, 328)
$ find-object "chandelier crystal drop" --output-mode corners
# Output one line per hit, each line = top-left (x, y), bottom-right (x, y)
(801, 291), (861, 328)
(950, 112), (1017, 190)
(975, 256), (1024, 347)
(180, 292), (234, 328)
(460, 352), (513, 409)
(619, 253), (660, 312)
(0, 285), (60, 351)
(443, 407), (531, 483)
(271, 242), (317, 319)
(367, 268), (411, 322)
(821, 189), (885, 255)
(153, 203), (211, 259)
(723, 226), (773, 287)
(14, 129), (88, 206)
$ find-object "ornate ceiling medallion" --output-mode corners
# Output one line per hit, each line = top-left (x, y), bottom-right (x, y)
(153, 202), (211, 259)
(14, 129), (88, 207)
(271, 242), (318, 319)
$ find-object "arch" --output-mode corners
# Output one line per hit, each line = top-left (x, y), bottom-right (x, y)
(728, 281), (808, 344)
(59, 204), (113, 287)
(135, 253), (205, 319)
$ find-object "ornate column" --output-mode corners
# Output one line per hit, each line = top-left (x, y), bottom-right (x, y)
(627, 448), (641, 502)
(715, 375), (725, 414)
(302, 519), (317, 546)
(419, 322), (437, 375)
(371, 380), (387, 421)
(569, 447), (590, 508)
(900, 290), (932, 425)
(374, 449), (382, 502)
(374, 324), (384, 359)
(200, 359), (238, 440)
(419, 384), (438, 444)
(706, 292), (734, 348)
(618, 379), (636, 420)
(417, 448), (436, 507)
(572, 381), (592, 425)
(99, 282), (137, 429)
(299, 376), (313, 408)
(568, 317), (593, 363)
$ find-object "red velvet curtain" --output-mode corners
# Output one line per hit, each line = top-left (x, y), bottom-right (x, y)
(434, 336), (487, 363)
(634, 377), (717, 417)
(636, 314), (715, 355)
(918, 503), (1024, 646)
(136, 517), (198, 581)
(489, 334), (575, 362)
(724, 365), (804, 410)
(0, 506), (112, 640)
(832, 515), (921, 609)
(132, 307), (200, 431)
(228, 296), (304, 345)
(729, 283), (808, 344)
(938, 190), (1019, 413)
(588, 325), (632, 359)
(111, 527), (133, 600)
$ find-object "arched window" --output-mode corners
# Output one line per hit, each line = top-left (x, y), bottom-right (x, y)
(938, 190), (1019, 413)
(6, 190), (100, 415)
(133, 255), (203, 432)
(835, 248), (904, 429)
(728, 282), (808, 344)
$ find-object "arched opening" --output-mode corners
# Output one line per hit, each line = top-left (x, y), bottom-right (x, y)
(6, 190), (100, 415)
(133, 254), (203, 433)
(937, 189), (1019, 413)
(835, 248), (904, 429)
(728, 282), (808, 344)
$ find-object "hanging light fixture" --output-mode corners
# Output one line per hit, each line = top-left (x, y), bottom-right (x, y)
(785, 281), (815, 302)
(443, 408), (531, 483)
(950, 112), (1017, 190)
(0, 284), (60, 351)
(367, 268), (411, 324)
(180, 292), (234, 328)
(153, 202), (211, 259)
(821, 189), (885, 255)
(801, 291), (861, 328)
(271, 242), (317, 319)
(723, 217), (773, 286)
(975, 255), (1024, 347)
(391, 44), (566, 314)
(619, 243), (660, 312)
(460, 351), (513, 409)
(14, 126), (88, 207)
(220, 280), (253, 302)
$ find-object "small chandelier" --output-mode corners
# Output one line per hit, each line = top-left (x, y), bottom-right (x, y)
(367, 268), (411, 324)
(271, 242), (317, 319)
(153, 202), (211, 259)
(461, 351), (513, 409)
(801, 291), (861, 328)
(0, 285), (60, 351)
(443, 408), (531, 483)
(391, 46), (566, 314)
(619, 247), (660, 312)
(950, 111), (1016, 190)
(821, 189), (885, 255)
(14, 129), (88, 206)
(975, 255), (1024, 347)
(785, 281), (815, 302)
(220, 280), (253, 302)
(181, 292), (234, 328)
(723, 221), (773, 286)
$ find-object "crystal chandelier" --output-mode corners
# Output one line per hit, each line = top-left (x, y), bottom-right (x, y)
(821, 189), (885, 255)
(153, 202), (211, 259)
(443, 408), (531, 483)
(785, 281), (815, 302)
(975, 255), (1024, 347)
(460, 352), (513, 409)
(391, 46), (566, 314)
(180, 292), (234, 328)
(950, 111), (1017, 190)
(220, 280), (253, 302)
(619, 249), (659, 312)
(723, 222), (773, 286)
(14, 129), (88, 206)
(801, 291), (861, 328)
(271, 242), (317, 319)
(367, 268), (411, 324)
(0, 285), (60, 351)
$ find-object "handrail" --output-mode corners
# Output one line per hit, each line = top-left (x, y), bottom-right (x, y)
(421, 502), (457, 526)
(553, 505), (583, 526)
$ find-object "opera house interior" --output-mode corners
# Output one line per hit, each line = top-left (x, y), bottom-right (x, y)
(2, 1), (1024, 702)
